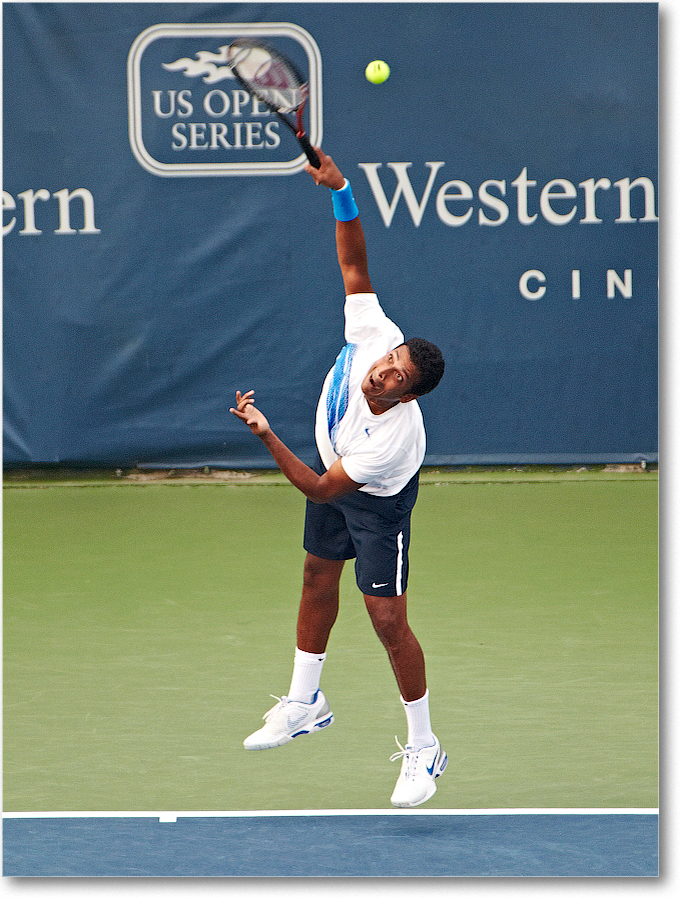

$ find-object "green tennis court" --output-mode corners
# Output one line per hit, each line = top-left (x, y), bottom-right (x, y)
(3, 467), (658, 813)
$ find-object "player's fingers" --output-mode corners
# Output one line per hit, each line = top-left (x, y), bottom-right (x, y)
(305, 149), (328, 181)
(235, 391), (254, 410)
(231, 408), (256, 429)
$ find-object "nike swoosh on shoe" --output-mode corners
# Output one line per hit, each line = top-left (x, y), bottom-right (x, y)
(426, 751), (440, 776)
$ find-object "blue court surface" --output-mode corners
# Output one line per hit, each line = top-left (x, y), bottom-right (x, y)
(2, 809), (657, 877)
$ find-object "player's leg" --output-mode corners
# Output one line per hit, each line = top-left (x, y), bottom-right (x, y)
(362, 591), (448, 806)
(285, 554), (344, 705)
(363, 592), (426, 701)
(289, 496), (355, 698)
(343, 472), (447, 807)
(296, 553), (345, 653)
(363, 591), (437, 754)
(243, 499), (352, 751)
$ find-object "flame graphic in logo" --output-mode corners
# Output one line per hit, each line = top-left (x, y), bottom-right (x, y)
(162, 46), (236, 84)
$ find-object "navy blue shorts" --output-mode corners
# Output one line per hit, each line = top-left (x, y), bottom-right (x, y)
(303, 457), (420, 597)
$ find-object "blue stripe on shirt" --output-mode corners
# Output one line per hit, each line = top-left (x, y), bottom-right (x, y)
(326, 342), (356, 450)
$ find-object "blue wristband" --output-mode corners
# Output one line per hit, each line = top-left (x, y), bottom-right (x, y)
(330, 179), (359, 221)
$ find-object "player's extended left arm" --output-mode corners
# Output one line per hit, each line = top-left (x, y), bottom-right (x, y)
(230, 390), (364, 503)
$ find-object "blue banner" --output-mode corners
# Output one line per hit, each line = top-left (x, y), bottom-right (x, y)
(3, 3), (658, 467)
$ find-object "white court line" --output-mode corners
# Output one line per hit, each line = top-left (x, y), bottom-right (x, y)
(3, 808), (659, 824)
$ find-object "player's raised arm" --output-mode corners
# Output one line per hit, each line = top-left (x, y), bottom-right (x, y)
(305, 148), (373, 296)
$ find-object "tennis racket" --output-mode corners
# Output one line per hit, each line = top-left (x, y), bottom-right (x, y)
(228, 39), (320, 168)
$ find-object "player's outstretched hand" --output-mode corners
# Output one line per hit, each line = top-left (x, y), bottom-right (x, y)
(230, 390), (270, 436)
(304, 148), (345, 191)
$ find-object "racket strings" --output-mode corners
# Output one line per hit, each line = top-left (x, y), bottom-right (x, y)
(230, 41), (303, 107)
(227, 38), (318, 166)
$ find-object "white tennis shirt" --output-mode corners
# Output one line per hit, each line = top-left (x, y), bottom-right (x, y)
(314, 292), (426, 497)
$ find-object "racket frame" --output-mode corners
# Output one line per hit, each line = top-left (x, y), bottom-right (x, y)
(228, 39), (320, 168)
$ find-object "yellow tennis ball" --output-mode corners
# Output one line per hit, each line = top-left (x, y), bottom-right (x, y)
(365, 60), (390, 84)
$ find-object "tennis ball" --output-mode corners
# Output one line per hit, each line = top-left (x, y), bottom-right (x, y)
(365, 60), (390, 84)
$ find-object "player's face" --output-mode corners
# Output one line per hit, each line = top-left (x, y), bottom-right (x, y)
(362, 345), (419, 409)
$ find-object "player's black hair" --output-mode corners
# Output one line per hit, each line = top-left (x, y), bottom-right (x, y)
(404, 338), (445, 396)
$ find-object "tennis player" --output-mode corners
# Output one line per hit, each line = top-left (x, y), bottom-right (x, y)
(230, 148), (446, 807)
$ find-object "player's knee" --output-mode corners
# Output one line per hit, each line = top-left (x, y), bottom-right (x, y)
(365, 597), (409, 648)
(303, 553), (343, 595)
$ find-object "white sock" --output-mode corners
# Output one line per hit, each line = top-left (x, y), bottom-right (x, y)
(287, 647), (327, 704)
(401, 689), (436, 749)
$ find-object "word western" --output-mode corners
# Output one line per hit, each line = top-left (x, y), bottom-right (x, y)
(358, 163), (657, 229)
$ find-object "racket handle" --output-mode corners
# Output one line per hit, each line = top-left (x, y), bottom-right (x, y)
(298, 133), (320, 168)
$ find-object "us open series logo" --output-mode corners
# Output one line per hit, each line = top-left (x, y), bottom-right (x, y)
(127, 23), (322, 176)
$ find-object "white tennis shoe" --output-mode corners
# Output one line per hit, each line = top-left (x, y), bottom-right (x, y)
(389, 736), (448, 808)
(243, 691), (334, 750)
